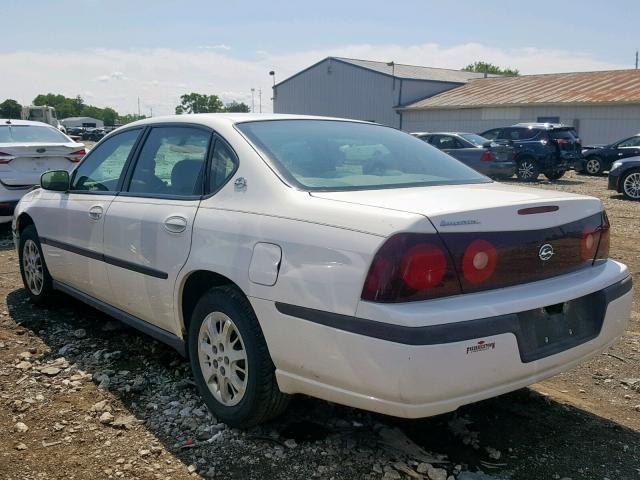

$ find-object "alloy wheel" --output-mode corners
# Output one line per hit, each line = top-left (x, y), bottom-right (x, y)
(518, 161), (535, 180)
(22, 239), (44, 295)
(623, 172), (640, 199)
(586, 158), (601, 174)
(197, 311), (248, 406)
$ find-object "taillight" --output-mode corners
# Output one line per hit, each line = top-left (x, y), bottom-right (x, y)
(582, 211), (610, 263)
(594, 211), (610, 263)
(0, 151), (14, 164)
(580, 225), (599, 261)
(361, 233), (461, 303)
(67, 148), (86, 163)
(480, 151), (494, 161)
(462, 240), (497, 284)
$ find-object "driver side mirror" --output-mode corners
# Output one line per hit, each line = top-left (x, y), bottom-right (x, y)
(40, 170), (70, 192)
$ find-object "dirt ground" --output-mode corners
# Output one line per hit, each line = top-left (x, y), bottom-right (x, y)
(0, 171), (638, 480)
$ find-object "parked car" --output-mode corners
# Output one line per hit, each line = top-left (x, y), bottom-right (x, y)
(576, 134), (640, 176)
(607, 157), (640, 200)
(81, 128), (106, 141)
(13, 114), (632, 428)
(412, 132), (515, 178)
(0, 119), (85, 223)
(480, 123), (581, 182)
(66, 126), (86, 137)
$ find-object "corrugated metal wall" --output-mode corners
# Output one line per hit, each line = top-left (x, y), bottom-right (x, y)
(274, 59), (460, 128)
(401, 104), (640, 144)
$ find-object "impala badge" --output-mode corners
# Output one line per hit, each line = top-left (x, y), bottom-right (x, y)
(538, 243), (554, 261)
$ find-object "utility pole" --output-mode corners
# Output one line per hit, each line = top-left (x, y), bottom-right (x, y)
(636, 50), (638, 69)
(259, 89), (262, 113)
(137, 97), (141, 117)
(149, 106), (153, 117)
(251, 88), (255, 113)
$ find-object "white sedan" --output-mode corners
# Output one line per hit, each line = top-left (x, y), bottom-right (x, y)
(12, 114), (633, 427)
(0, 119), (85, 223)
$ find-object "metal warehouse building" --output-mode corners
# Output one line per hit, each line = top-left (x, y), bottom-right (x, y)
(399, 69), (640, 145)
(60, 116), (104, 129)
(273, 57), (493, 129)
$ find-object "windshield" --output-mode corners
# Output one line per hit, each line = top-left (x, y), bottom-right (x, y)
(460, 133), (489, 146)
(237, 120), (489, 191)
(0, 125), (69, 143)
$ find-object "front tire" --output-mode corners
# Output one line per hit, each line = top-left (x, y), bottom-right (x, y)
(585, 156), (603, 175)
(544, 169), (566, 181)
(188, 286), (290, 428)
(516, 158), (540, 182)
(621, 169), (640, 200)
(18, 225), (54, 305)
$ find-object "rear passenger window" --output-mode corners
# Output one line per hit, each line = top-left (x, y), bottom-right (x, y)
(127, 127), (210, 196)
(210, 139), (238, 192)
(481, 129), (501, 141)
(507, 128), (538, 141)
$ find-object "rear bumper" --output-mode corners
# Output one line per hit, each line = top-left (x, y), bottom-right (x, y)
(254, 260), (632, 418)
(485, 162), (516, 177)
(608, 172), (621, 191)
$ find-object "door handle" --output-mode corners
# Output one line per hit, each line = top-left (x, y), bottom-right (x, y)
(163, 215), (188, 234)
(88, 205), (103, 220)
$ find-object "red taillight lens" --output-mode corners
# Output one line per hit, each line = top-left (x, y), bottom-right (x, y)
(361, 233), (461, 303)
(580, 225), (599, 261)
(581, 211), (610, 263)
(480, 151), (494, 161)
(0, 151), (14, 164)
(462, 239), (497, 284)
(402, 244), (447, 290)
(67, 148), (86, 163)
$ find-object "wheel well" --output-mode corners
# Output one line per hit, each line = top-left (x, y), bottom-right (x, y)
(181, 270), (239, 334)
(17, 213), (34, 234)
(516, 154), (536, 163)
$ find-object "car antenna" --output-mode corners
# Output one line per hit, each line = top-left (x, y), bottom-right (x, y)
(5, 119), (11, 124)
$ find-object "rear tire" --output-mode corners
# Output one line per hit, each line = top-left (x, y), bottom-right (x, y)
(544, 169), (566, 181)
(188, 285), (290, 428)
(516, 158), (540, 182)
(18, 225), (54, 305)
(621, 169), (640, 200)
(585, 156), (603, 175)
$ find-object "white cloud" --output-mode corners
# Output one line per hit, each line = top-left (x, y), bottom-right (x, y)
(0, 43), (626, 116)
(199, 44), (232, 51)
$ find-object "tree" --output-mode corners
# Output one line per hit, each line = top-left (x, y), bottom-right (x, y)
(118, 113), (147, 124)
(175, 93), (225, 114)
(0, 99), (22, 119)
(462, 61), (519, 77)
(225, 101), (250, 113)
(102, 108), (118, 126)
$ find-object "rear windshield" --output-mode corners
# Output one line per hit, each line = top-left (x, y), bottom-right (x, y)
(549, 129), (578, 140)
(237, 120), (489, 191)
(459, 133), (489, 146)
(0, 125), (69, 143)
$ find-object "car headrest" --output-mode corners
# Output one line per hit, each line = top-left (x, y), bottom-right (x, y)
(171, 160), (203, 195)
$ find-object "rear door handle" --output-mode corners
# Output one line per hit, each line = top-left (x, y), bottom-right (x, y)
(163, 215), (188, 234)
(88, 205), (103, 220)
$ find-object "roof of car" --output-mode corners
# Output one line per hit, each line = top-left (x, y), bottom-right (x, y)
(123, 113), (372, 129)
(0, 119), (57, 127)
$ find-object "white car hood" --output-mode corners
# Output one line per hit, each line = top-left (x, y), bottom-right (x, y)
(310, 182), (603, 232)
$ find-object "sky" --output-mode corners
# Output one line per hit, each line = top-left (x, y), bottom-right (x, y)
(2, 0), (639, 116)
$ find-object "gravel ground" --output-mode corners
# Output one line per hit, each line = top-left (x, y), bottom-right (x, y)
(0, 171), (638, 480)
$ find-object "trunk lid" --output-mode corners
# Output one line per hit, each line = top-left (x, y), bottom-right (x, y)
(310, 182), (602, 232)
(0, 142), (83, 186)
